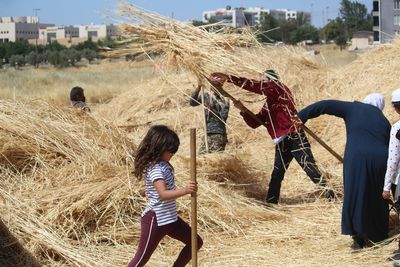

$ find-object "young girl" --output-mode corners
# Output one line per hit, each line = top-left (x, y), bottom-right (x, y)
(128, 125), (203, 267)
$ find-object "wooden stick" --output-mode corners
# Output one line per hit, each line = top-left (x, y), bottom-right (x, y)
(300, 124), (343, 163)
(200, 87), (209, 153)
(215, 86), (344, 163)
(190, 128), (198, 267)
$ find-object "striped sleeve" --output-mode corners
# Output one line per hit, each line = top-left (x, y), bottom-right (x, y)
(147, 165), (164, 183)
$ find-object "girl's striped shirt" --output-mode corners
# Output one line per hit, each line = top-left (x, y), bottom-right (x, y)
(142, 161), (177, 226)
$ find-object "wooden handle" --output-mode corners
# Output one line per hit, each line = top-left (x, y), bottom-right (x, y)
(300, 124), (344, 163)
(190, 128), (198, 267)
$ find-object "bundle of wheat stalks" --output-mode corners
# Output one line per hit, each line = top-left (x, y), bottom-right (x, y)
(110, 3), (327, 83)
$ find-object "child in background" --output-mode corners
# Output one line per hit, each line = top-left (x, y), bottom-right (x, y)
(69, 86), (91, 112)
(128, 125), (203, 267)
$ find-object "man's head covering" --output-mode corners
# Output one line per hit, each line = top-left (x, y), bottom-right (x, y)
(363, 93), (385, 111)
(264, 69), (279, 81)
(392, 89), (400, 102)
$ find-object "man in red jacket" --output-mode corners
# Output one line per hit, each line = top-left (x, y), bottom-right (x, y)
(211, 70), (334, 204)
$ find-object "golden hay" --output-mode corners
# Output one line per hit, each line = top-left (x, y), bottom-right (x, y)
(2, 4), (400, 267)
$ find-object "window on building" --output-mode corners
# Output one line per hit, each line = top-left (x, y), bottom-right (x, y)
(373, 1), (379, 11)
(373, 31), (380, 41)
(395, 15), (400, 25)
(395, 0), (400, 9)
(373, 16), (379, 26)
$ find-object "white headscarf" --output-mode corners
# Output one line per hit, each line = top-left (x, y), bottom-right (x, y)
(363, 93), (385, 111)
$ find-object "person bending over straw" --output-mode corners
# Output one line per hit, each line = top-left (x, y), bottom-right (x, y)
(128, 125), (203, 267)
(298, 94), (390, 249)
(211, 70), (334, 204)
(189, 78), (230, 153)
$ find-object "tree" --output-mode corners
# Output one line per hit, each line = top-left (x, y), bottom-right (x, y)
(9, 55), (26, 68)
(323, 18), (348, 50)
(48, 51), (68, 67)
(257, 13), (281, 43)
(73, 39), (98, 51)
(63, 48), (81, 66)
(279, 20), (298, 43)
(295, 12), (311, 26)
(81, 49), (96, 63)
(289, 25), (319, 44)
(46, 40), (65, 51)
(192, 20), (208, 27)
(26, 51), (43, 66)
(339, 0), (372, 38)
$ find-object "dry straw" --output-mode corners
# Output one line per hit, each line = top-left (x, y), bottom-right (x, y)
(1, 2), (400, 267)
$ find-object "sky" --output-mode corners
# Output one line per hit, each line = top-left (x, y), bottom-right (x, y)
(0, 0), (372, 27)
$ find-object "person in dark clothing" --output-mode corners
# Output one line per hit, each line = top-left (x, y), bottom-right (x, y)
(211, 70), (333, 204)
(298, 98), (390, 248)
(189, 79), (230, 153)
(70, 86), (91, 112)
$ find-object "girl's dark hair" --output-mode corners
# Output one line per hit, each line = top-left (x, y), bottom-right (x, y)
(70, 86), (85, 102)
(133, 125), (180, 178)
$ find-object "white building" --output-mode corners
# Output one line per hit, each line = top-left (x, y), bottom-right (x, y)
(372, 0), (400, 43)
(78, 24), (118, 40)
(202, 8), (253, 28)
(39, 25), (79, 43)
(0, 16), (119, 45)
(0, 16), (52, 43)
(202, 7), (311, 28)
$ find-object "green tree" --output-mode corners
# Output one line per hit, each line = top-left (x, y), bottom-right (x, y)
(46, 40), (65, 51)
(279, 20), (298, 43)
(0, 46), (6, 61)
(9, 54), (26, 68)
(63, 48), (81, 66)
(73, 39), (98, 51)
(294, 12), (311, 26)
(339, 0), (372, 38)
(48, 51), (68, 67)
(26, 51), (43, 66)
(323, 18), (348, 50)
(257, 13), (281, 43)
(192, 20), (208, 27)
(82, 48), (97, 63)
(289, 25), (319, 44)
(97, 38), (119, 48)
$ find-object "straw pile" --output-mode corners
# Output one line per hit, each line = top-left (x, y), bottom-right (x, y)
(1, 2), (400, 267)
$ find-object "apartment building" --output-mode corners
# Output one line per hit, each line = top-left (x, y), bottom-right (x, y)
(373, 0), (400, 43)
(78, 24), (118, 40)
(39, 25), (79, 43)
(0, 16), (53, 43)
(202, 7), (311, 28)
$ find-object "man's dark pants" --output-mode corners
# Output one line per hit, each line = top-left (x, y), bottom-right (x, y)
(266, 130), (324, 204)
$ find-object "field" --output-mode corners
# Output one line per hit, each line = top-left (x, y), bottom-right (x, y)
(2, 19), (400, 267)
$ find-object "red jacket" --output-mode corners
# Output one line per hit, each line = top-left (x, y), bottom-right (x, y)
(228, 76), (298, 139)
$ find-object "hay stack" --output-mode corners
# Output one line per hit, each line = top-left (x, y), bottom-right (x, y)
(2, 3), (400, 267)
